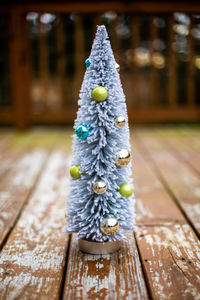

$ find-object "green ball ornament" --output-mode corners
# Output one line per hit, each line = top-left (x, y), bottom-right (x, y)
(119, 183), (133, 197)
(92, 86), (108, 102)
(70, 165), (80, 179)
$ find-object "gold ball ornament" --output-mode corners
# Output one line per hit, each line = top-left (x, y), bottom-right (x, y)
(115, 115), (125, 128)
(115, 62), (120, 72)
(93, 180), (107, 194)
(100, 215), (119, 235)
(116, 149), (131, 166)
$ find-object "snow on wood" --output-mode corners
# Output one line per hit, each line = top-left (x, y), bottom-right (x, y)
(0, 151), (69, 300)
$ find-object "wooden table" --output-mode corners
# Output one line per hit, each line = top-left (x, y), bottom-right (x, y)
(0, 127), (199, 300)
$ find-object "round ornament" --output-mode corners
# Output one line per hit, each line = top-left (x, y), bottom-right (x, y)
(119, 183), (133, 197)
(76, 124), (90, 140)
(100, 215), (119, 235)
(70, 164), (80, 179)
(93, 180), (107, 194)
(92, 86), (108, 102)
(115, 62), (120, 72)
(85, 58), (91, 68)
(115, 115), (125, 128)
(116, 149), (131, 166)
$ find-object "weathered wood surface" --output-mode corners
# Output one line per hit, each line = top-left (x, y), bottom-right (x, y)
(63, 234), (148, 300)
(0, 152), (69, 299)
(0, 127), (200, 300)
(0, 149), (48, 249)
(134, 150), (185, 225)
(157, 132), (200, 176)
(136, 224), (200, 300)
(135, 132), (200, 237)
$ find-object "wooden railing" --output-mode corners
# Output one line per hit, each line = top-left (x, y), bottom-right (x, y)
(0, 2), (200, 129)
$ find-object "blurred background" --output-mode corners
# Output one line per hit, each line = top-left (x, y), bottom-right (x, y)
(0, 1), (200, 129)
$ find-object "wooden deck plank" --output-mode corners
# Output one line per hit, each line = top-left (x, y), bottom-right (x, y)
(0, 128), (199, 300)
(0, 130), (70, 249)
(133, 129), (200, 300)
(134, 150), (185, 225)
(62, 134), (151, 300)
(63, 233), (149, 300)
(0, 134), (37, 180)
(135, 133), (200, 237)
(0, 151), (69, 300)
(0, 134), (13, 152)
(136, 224), (200, 300)
(154, 130), (200, 176)
(0, 148), (49, 249)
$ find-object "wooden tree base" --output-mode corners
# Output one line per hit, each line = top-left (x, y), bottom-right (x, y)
(78, 239), (121, 254)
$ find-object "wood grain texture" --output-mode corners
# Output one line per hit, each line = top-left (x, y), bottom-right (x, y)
(168, 15), (177, 107)
(0, 149), (49, 249)
(0, 135), (12, 152)
(155, 131), (200, 176)
(134, 150), (185, 225)
(38, 14), (49, 110)
(63, 233), (149, 300)
(0, 128), (199, 300)
(136, 224), (200, 300)
(0, 151), (69, 300)
(149, 16), (159, 106)
(0, 134), (36, 180)
(136, 133), (200, 237)
(9, 11), (31, 129)
(56, 15), (67, 109)
(5, 2), (200, 14)
(187, 15), (195, 107)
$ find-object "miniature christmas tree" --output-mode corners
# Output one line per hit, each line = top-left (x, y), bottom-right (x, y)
(65, 25), (135, 254)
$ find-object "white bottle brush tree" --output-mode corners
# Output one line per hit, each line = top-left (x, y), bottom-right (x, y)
(65, 25), (135, 245)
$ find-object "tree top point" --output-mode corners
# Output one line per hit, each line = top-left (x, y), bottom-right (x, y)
(96, 25), (108, 40)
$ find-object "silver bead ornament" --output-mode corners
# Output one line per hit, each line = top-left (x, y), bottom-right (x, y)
(116, 149), (131, 166)
(115, 62), (120, 72)
(93, 180), (107, 194)
(100, 215), (119, 235)
(115, 115), (125, 128)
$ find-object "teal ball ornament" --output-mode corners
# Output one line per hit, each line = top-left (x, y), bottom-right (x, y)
(119, 183), (133, 197)
(76, 124), (90, 140)
(85, 58), (91, 68)
(92, 86), (108, 102)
